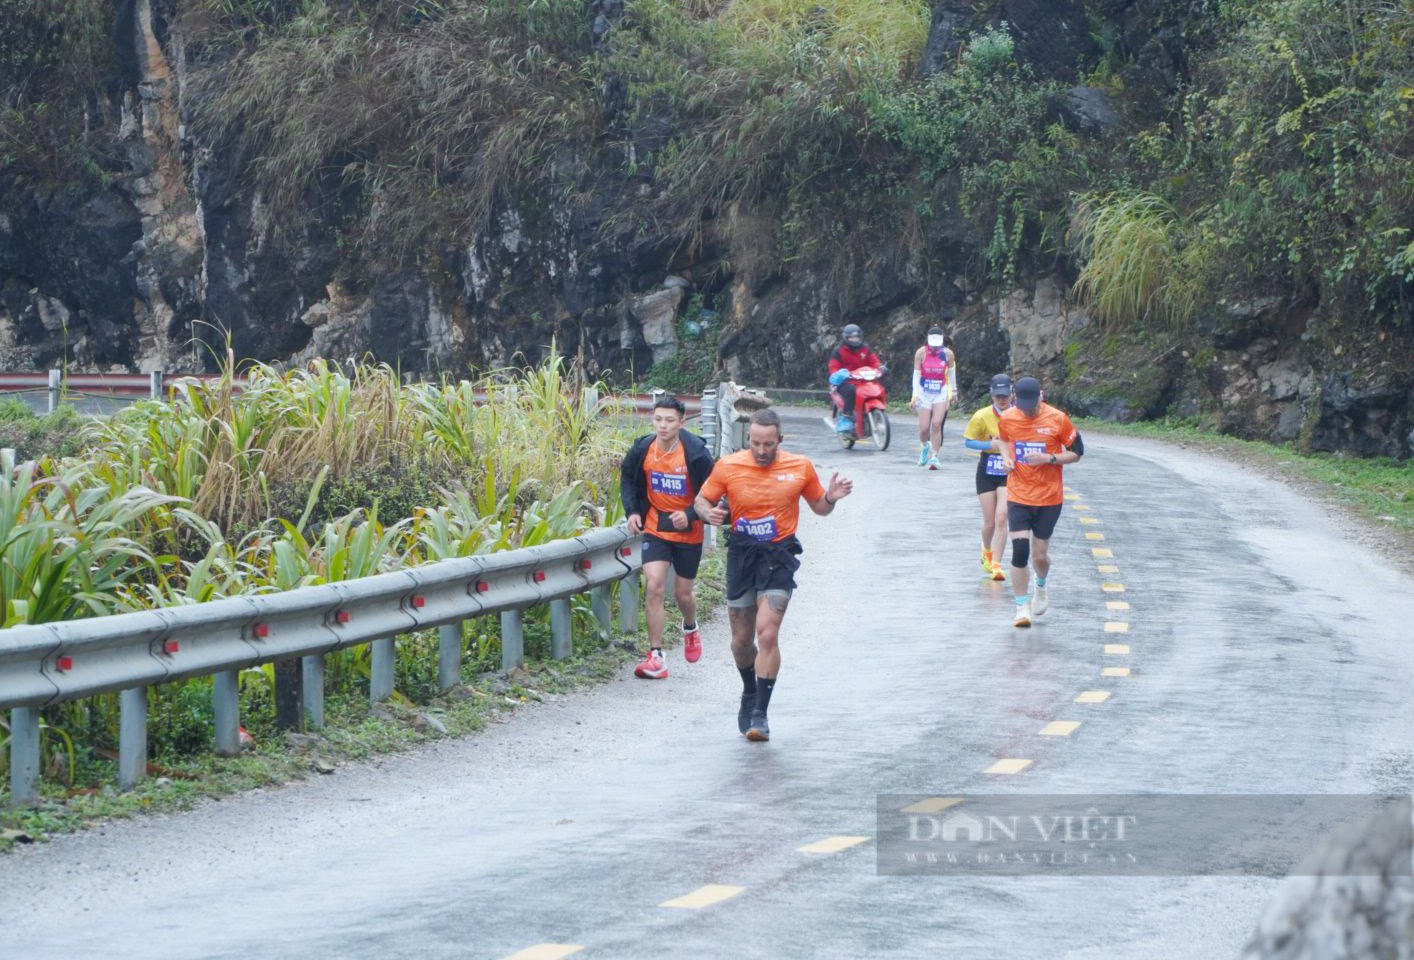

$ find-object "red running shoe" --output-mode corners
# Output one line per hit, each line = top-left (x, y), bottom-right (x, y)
(634, 651), (668, 679)
(683, 626), (702, 663)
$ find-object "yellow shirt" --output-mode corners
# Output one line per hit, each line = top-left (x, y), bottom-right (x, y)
(963, 405), (1003, 445)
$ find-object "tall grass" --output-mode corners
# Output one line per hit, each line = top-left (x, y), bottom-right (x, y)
(0, 353), (633, 787)
(1068, 192), (1207, 328)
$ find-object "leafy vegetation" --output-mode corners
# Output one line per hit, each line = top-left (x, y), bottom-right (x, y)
(0, 354), (641, 798)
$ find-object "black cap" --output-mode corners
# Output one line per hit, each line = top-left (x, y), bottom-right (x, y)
(927, 326), (944, 337)
(989, 374), (1013, 396)
(1014, 376), (1042, 411)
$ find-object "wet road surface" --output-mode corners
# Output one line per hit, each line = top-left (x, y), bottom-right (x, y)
(4, 407), (1413, 959)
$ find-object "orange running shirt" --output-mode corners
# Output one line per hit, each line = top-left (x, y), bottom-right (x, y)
(998, 402), (1078, 506)
(643, 439), (702, 545)
(698, 450), (826, 543)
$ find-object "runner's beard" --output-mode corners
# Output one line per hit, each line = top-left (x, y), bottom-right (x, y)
(752, 448), (778, 467)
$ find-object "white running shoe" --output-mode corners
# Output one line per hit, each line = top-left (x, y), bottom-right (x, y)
(918, 442), (931, 467)
(1031, 585), (1049, 616)
(1012, 601), (1032, 628)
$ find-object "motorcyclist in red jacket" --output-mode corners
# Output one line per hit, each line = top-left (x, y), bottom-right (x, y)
(827, 323), (886, 433)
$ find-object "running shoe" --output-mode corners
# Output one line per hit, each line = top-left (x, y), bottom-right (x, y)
(926, 454), (941, 471)
(1031, 585), (1049, 616)
(981, 548), (993, 573)
(634, 651), (668, 679)
(683, 626), (702, 663)
(746, 711), (770, 741)
(739, 692), (755, 734)
(918, 442), (931, 467)
(990, 561), (1007, 582)
(1012, 601), (1032, 628)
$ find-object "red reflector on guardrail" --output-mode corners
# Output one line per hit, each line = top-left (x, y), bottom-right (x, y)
(252, 623), (270, 638)
(579, 558), (592, 570)
(410, 595), (426, 608)
(56, 656), (73, 672)
(335, 610), (351, 624)
(533, 571), (547, 583)
(164, 640), (180, 654)
(620, 547), (632, 556)
(476, 581), (490, 593)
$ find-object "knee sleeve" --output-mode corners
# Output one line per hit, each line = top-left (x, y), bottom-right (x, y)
(1011, 537), (1031, 569)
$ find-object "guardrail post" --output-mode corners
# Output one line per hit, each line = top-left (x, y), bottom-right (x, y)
(302, 654), (324, 730)
(700, 386), (719, 548)
(619, 572), (640, 633)
(591, 585), (611, 634)
(46, 369), (60, 414)
(8, 707), (40, 806)
(371, 637), (395, 703)
(213, 670), (240, 756)
(118, 687), (148, 792)
(501, 610), (524, 671)
(149, 369), (163, 401)
(550, 598), (572, 660)
(438, 622), (462, 692)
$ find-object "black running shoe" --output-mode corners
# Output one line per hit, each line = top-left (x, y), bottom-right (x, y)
(738, 693), (754, 735)
(745, 711), (770, 742)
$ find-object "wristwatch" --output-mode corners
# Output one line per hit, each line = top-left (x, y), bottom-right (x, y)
(1049, 453), (1058, 465)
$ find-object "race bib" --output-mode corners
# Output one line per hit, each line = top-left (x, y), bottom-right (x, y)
(985, 453), (1007, 476)
(921, 377), (944, 393)
(734, 515), (779, 541)
(649, 471), (688, 496)
(1014, 440), (1047, 462)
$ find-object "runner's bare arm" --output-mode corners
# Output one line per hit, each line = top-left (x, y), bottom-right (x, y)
(627, 513), (643, 534)
(807, 472), (853, 515)
(694, 493), (728, 525)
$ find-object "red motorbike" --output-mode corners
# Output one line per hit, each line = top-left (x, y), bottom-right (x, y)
(827, 367), (891, 451)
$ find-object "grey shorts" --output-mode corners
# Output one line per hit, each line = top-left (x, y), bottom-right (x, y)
(727, 587), (793, 608)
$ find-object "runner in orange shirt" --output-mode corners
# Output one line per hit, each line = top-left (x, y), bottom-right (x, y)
(998, 377), (1084, 627)
(620, 395), (715, 677)
(695, 408), (853, 742)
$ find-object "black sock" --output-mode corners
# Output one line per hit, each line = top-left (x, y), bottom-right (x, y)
(651, 647), (662, 657)
(754, 675), (776, 715)
(738, 665), (756, 694)
(682, 621), (696, 631)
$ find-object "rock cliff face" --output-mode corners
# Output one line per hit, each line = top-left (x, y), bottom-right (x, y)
(1, 0), (1411, 457)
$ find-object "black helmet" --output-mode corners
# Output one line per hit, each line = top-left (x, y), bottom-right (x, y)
(841, 323), (863, 346)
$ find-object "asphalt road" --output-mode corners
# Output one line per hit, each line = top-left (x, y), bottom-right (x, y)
(4, 406), (1413, 959)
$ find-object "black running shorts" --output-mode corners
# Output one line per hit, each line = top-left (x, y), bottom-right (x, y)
(975, 456), (1008, 495)
(1006, 502), (1063, 539)
(642, 534), (704, 579)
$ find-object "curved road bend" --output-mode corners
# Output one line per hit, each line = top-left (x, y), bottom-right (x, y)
(3, 407), (1412, 959)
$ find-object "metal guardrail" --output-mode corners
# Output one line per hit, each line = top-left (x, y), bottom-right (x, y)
(2, 526), (646, 806)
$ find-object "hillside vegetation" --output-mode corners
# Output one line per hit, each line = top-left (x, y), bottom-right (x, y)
(3, 0), (1412, 342)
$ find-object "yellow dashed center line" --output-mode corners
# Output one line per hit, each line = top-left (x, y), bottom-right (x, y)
(502, 946), (584, 960)
(1091, 547), (1113, 558)
(1079, 516), (1100, 524)
(1064, 494), (1082, 501)
(1075, 690), (1112, 704)
(1101, 582), (1125, 592)
(984, 758), (1033, 775)
(660, 885), (746, 909)
(1073, 503), (1092, 511)
(1097, 564), (1119, 573)
(1102, 666), (1131, 677)
(1104, 621), (1129, 633)
(901, 796), (964, 814)
(1104, 643), (1130, 655)
(1085, 532), (1106, 540)
(1039, 720), (1082, 736)
(1106, 600), (1130, 611)
(798, 836), (870, 855)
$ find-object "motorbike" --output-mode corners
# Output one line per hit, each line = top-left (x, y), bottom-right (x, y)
(825, 366), (891, 451)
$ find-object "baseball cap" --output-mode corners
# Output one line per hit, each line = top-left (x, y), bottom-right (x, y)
(1014, 376), (1042, 411)
(989, 373), (1013, 396)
